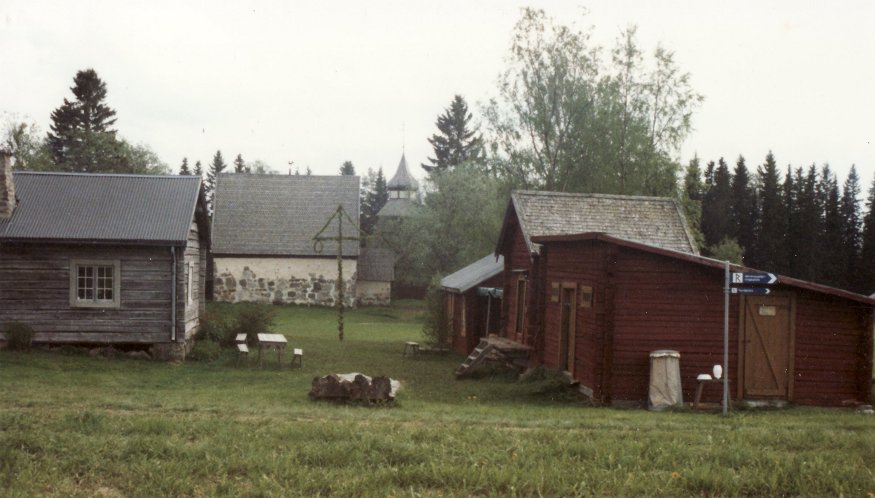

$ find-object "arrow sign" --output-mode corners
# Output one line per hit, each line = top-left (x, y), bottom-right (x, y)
(730, 287), (771, 295)
(731, 272), (777, 285)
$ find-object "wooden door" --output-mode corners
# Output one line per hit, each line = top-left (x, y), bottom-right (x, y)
(559, 286), (576, 374)
(741, 295), (794, 399)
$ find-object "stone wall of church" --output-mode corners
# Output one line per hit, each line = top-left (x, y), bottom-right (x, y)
(213, 257), (357, 307)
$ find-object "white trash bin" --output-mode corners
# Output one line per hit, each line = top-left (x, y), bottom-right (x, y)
(649, 350), (682, 411)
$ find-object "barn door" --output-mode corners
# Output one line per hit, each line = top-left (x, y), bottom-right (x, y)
(741, 295), (794, 399)
(559, 286), (576, 375)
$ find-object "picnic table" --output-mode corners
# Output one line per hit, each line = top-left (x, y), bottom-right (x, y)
(257, 333), (288, 367)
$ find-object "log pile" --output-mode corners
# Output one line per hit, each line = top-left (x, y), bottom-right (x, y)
(309, 373), (399, 402)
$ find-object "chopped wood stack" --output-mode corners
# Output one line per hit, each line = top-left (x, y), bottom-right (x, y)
(309, 373), (398, 402)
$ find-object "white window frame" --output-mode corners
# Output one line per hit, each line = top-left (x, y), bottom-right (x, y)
(186, 261), (194, 304)
(69, 259), (121, 308)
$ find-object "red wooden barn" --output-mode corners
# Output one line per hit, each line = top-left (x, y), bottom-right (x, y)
(526, 233), (874, 407)
(491, 190), (874, 407)
(441, 254), (504, 355)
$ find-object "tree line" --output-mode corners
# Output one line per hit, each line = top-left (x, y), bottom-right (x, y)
(684, 153), (874, 294)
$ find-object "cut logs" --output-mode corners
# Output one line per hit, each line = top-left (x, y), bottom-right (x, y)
(309, 373), (400, 402)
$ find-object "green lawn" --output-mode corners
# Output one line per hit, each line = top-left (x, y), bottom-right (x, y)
(1, 302), (874, 497)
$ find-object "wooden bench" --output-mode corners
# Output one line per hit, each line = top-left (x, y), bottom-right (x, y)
(291, 348), (303, 368)
(403, 341), (420, 357)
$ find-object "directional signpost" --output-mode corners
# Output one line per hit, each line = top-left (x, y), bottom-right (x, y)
(722, 269), (779, 416)
(730, 287), (771, 295)
(731, 272), (777, 285)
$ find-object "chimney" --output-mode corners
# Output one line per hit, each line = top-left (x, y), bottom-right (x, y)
(0, 149), (15, 219)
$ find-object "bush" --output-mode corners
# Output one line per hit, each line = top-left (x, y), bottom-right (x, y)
(233, 304), (276, 346)
(196, 310), (234, 346)
(187, 340), (222, 362)
(4, 322), (35, 351)
(421, 275), (449, 347)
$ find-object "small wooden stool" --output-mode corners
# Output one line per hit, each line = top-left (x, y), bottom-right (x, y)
(403, 341), (420, 357)
(694, 378), (722, 409)
(291, 348), (303, 368)
(236, 343), (249, 366)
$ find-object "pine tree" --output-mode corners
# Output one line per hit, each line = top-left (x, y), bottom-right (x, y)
(840, 166), (862, 291)
(422, 95), (485, 174)
(729, 155), (756, 262)
(179, 157), (191, 175)
(782, 166), (799, 276)
(859, 173), (875, 294)
(46, 69), (120, 171)
(754, 151), (785, 271)
(206, 150), (226, 214)
(701, 158), (733, 250)
(340, 161), (355, 175)
(233, 153), (247, 173)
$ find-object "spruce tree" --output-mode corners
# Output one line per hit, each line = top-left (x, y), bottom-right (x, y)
(840, 166), (862, 291)
(47, 69), (120, 171)
(791, 165), (822, 281)
(340, 161), (355, 175)
(233, 153), (247, 173)
(754, 151), (785, 271)
(859, 173), (875, 294)
(206, 150), (227, 214)
(701, 158), (733, 250)
(782, 167), (798, 276)
(179, 157), (191, 175)
(818, 166), (843, 287)
(680, 156), (705, 250)
(422, 95), (484, 174)
(194, 160), (203, 178)
(361, 167), (388, 235)
(729, 155), (756, 262)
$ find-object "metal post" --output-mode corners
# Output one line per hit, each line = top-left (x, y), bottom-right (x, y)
(723, 260), (729, 416)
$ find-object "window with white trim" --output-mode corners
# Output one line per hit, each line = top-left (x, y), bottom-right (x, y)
(70, 260), (120, 308)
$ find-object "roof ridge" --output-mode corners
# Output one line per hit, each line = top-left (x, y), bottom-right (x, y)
(514, 190), (675, 202)
(218, 173), (360, 180)
(13, 171), (198, 180)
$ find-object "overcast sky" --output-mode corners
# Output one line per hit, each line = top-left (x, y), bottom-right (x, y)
(2, 1), (873, 188)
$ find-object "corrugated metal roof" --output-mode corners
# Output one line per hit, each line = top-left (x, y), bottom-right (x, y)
(441, 254), (504, 293)
(0, 172), (201, 244)
(357, 246), (395, 282)
(211, 174), (361, 257)
(501, 191), (698, 256)
(387, 153), (419, 191)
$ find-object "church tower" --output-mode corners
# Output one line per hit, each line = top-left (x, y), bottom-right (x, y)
(377, 153), (419, 218)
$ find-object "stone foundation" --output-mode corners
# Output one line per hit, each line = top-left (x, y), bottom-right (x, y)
(213, 257), (357, 307)
(150, 341), (190, 362)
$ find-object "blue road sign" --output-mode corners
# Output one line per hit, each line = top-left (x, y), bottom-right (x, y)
(731, 272), (777, 285)
(730, 287), (771, 295)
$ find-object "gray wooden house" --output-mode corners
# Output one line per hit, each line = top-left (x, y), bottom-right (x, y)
(211, 173), (361, 306)
(0, 152), (209, 359)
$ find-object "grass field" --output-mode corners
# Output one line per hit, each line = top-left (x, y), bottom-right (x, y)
(1, 301), (874, 497)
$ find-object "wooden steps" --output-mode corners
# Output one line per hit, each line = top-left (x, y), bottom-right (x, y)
(455, 340), (494, 377)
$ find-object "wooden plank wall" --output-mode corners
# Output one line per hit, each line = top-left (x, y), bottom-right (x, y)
(499, 218), (533, 344)
(610, 247), (734, 405)
(792, 291), (871, 405)
(181, 221), (201, 340)
(0, 243), (174, 344)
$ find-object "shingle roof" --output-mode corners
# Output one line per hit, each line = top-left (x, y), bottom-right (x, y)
(211, 174), (360, 257)
(357, 246), (395, 282)
(441, 254), (504, 293)
(499, 190), (698, 255)
(387, 153), (419, 191)
(0, 172), (202, 245)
